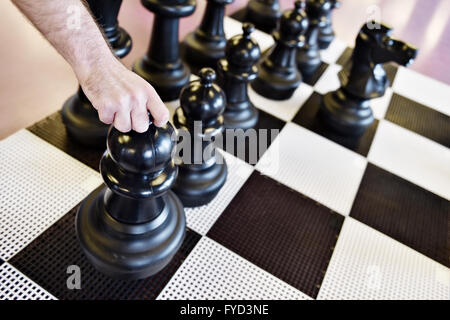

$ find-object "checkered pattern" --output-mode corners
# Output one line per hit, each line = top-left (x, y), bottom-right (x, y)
(0, 17), (449, 300)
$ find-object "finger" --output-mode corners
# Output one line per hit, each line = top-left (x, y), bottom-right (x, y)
(146, 86), (169, 127)
(113, 108), (132, 132)
(97, 106), (115, 124)
(131, 104), (149, 133)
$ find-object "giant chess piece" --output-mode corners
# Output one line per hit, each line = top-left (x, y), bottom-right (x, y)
(245, 0), (281, 34)
(76, 117), (186, 280)
(134, 0), (196, 101)
(182, 0), (234, 74)
(297, 0), (333, 76)
(320, 22), (417, 135)
(217, 23), (261, 130)
(318, 0), (339, 49)
(251, 1), (308, 100)
(173, 68), (228, 207)
(62, 0), (132, 147)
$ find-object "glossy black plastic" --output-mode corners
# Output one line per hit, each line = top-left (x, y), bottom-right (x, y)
(76, 121), (186, 280)
(61, 0), (132, 147)
(133, 0), (196, 101)
(251, 1), (308, 100)
(182, 0), (234, 74)
(173, 68), (228, 207)
(318, 0), (339, 49)
(320, 22), (418, 135)
(245, 0), (281, 34)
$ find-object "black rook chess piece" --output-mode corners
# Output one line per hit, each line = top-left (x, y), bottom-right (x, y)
(318, 0), (339, 49)
(173, 68), (228, 207)
(320, 22), (417, 135)
(217, 23), (261, 130)
(297, 0), (333, 76)
(134, 0), (196, 101)
(61, 0), (132, 147)
(251, 0), (308, 100)
(76, 117), (186, 280)
(245, 0), (281, 34)
(182, 0), (234, 74)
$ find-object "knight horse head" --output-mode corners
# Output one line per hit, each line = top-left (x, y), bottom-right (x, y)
(340, 21), (418, 99)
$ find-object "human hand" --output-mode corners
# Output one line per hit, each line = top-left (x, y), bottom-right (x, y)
(77, 57), (169, 133)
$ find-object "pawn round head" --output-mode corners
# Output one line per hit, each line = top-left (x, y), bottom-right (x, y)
(107, 117), (176, 174)
(180, 68), (226, 124)
(305, 0), (334, 25)
(279, 0), (309, 39)
(225, 23), (261, 69)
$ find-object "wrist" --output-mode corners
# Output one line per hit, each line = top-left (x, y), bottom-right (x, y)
(73, 49), (120, 85)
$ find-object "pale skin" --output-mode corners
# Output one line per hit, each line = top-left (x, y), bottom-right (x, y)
(11, 0), (169, 132)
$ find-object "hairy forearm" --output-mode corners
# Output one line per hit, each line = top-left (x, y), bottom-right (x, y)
(11, 0), (116, 82)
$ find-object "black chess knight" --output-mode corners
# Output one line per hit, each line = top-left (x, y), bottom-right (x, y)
(61, 0), (132, 147)
(320, 22), (418, 135)
(173, 68), (228, 207)
(297, 0), (335, 76)
(245, 0), (281, 34)
(251, 1), (308, 100)
(76, 117), (186, 280)
(318, 0), (339, 49)
(134, 0), (196, 101)
(217, 23), (261, 130)
(182, 0), (234, 74)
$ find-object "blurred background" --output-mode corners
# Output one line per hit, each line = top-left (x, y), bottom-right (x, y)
(1, 0), (449, 139)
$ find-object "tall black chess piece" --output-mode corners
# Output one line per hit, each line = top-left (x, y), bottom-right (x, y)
(251, 1), (308, 100)
(62, 0), (132, 147)
(217, 23), (261, 130)
(318, 0), (339, 49)
(76, 117), (186, 280)
(245, 0), (281, 34)
(173, 68), (228, 207)
(182, 0), (234, 74)
(297, 0), (334, 76)
(320, 22), (417, 135)
(134, 0), (196, 101)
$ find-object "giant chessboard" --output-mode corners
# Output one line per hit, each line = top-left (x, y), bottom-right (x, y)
(0, 17), (448, 300)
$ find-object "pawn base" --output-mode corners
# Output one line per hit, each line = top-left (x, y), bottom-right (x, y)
(251, 67), (301, 100)
(133, 56), (190, 102)
(320, 89), (374, 136)
(173, 161), (227, 207)
(223, 101), (259, 130)
(182, 33), (226, 74)
(76, 187), (186, 280)
(61, 91), (109, 148)
(297, 51), (322, 76)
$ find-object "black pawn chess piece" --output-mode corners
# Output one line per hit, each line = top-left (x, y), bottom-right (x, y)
(173, 68), (228, 207)
(297, 0), (333, 76)
(217, 23), (261, 130)
(62, 0), (132, 147)
(245, 0), (281, 34)
(318, 0), (339, 49)
(251, 0), (309, 100)
(76, 117), (186, 280)
(182, 0), (234, 74)
(133, 0), (196, 101)
(320, 22), (418, 135)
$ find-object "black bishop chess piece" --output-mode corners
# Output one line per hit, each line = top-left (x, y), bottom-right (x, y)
(182, 0), (234, 74)
(251, 0), (308, 100)
(76, 116), (186, 280)
(318, 0), (339, 49)
(133, 0), (196, 101)
(245, 0), (281, 34)
(173, 68), (228, 207)
(320, 22), (418, 135)
(62, 0), (132, 147)
(297, 0), (334, 77)
(217, 23), (261, 130)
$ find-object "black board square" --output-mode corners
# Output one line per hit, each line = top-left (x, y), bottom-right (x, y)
(292, 92), (378, 157)
(350, 163), (449, 267)
(385, 93), (450, 148)
(9, 205), (201, 300)
(219, 109), (285, 165)
(27, 111), (104, 171)
(229, 8), (247, 24)
(302, 62), (330, 87)
(207, 171), (344, 298)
